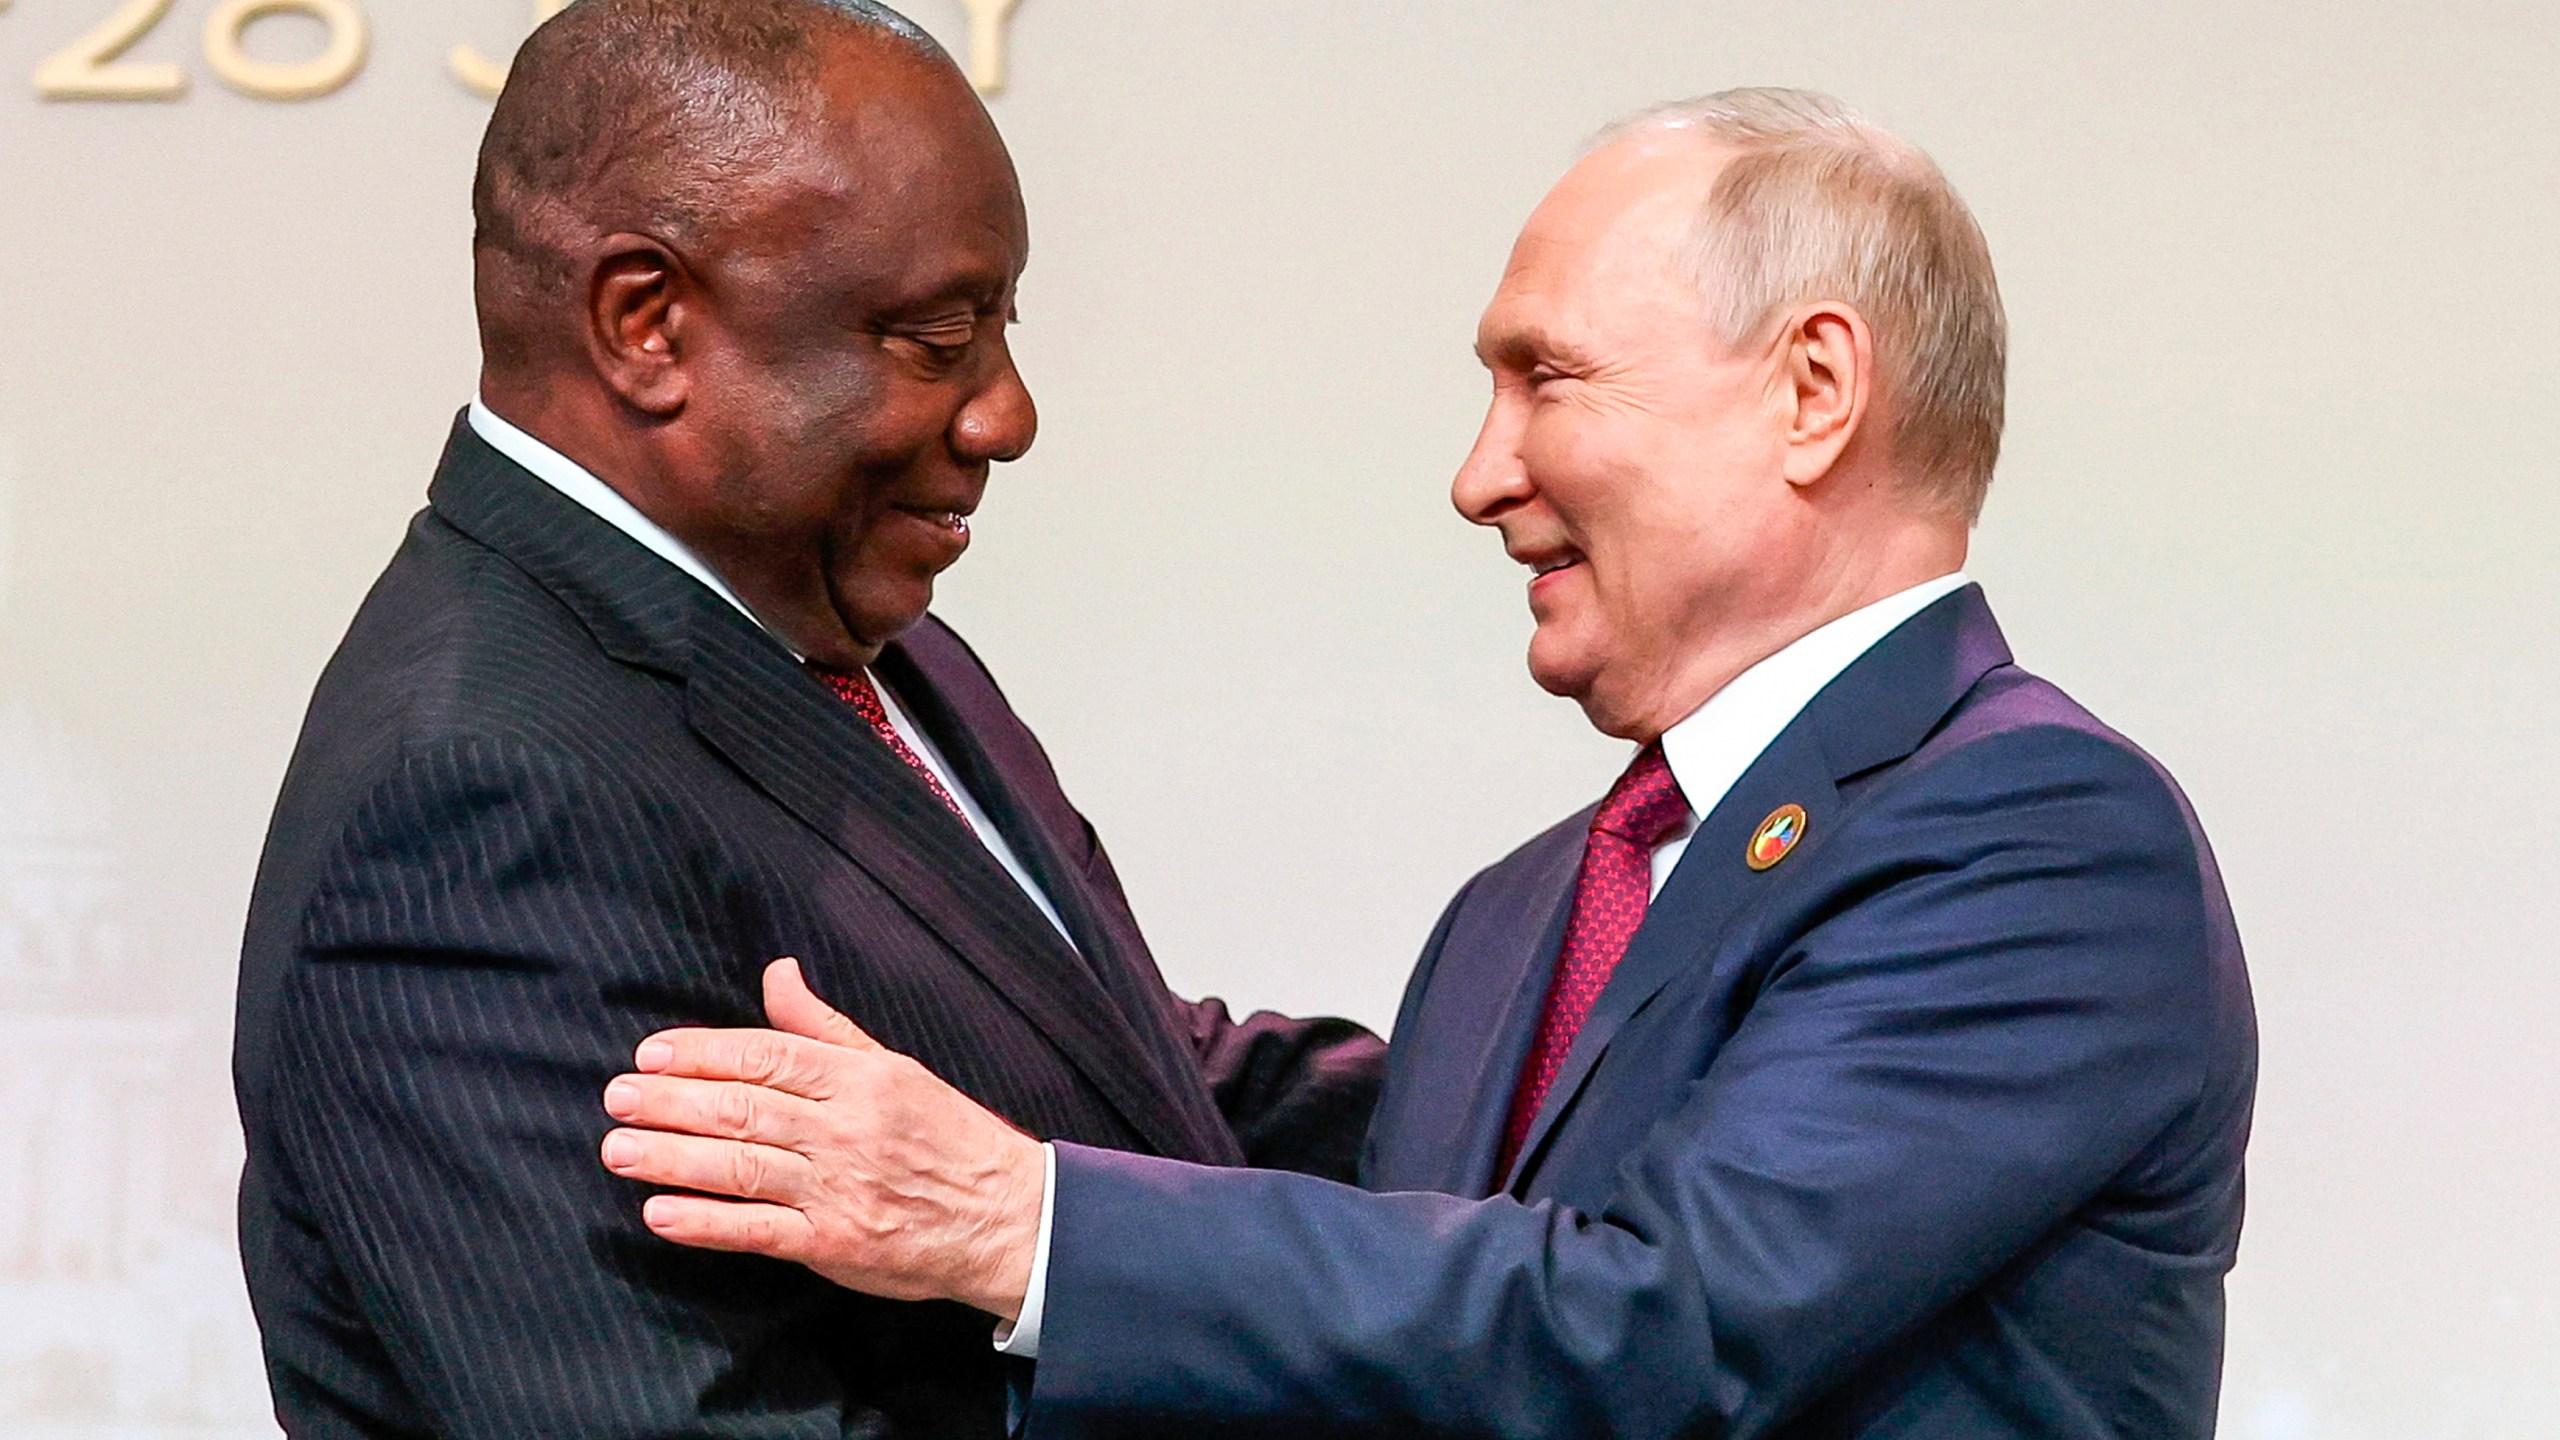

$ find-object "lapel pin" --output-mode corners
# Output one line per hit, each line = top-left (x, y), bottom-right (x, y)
(1746, 804), (1809, 871)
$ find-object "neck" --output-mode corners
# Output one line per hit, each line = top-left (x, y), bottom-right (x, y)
(478, 373), (656, 505)
(1607, 516), (1968, 742)
(476, 370), (880, 670)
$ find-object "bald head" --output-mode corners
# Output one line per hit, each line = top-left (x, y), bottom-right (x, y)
(472, 0), (950, 374)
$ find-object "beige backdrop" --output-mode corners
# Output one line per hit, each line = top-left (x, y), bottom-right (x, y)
(1, 0), (2553, 1435)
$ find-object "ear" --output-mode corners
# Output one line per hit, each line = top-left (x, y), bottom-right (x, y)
(1777, 301), (1875, 489)
(583, 234), (697, 418)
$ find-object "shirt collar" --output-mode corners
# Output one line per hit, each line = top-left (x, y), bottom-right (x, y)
(466, 397), (796, 655)
(1657, 572), (1971, 825)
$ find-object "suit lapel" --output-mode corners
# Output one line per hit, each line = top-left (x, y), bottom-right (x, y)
(870, 641), (1117, 971)
(427, 414), (1218, 1162)
(1501, 586), (2015, 1190)
(1499, 735), (1842, 1190)
(1443, 834), (1582, 1196)
(870, 637), (1240, 1161)
(681, 620), (1218, 1161)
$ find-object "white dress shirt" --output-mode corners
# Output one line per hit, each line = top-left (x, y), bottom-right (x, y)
(993, 569), (1972, 1361)
(1647, 571), (1972, 895)
(463, 399), (1077, 946)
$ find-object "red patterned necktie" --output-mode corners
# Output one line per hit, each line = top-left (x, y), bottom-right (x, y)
(1497, 741), (1692, 1178)
(811, 666), (968, 821)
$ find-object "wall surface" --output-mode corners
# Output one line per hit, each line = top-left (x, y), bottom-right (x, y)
(0, 0), (2552, 1434)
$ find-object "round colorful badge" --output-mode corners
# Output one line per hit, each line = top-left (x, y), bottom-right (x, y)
(1746, 804), (1809, 871)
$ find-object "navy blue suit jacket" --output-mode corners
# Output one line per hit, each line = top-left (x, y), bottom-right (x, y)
(1025, 587), (2255, 1439)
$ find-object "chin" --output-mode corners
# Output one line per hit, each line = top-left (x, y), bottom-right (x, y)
(835, 574), (938, 649)
(1531, 638), (1656, 741)
(1526, 630), (1601, 705)
(1572, 692), (1653, 743)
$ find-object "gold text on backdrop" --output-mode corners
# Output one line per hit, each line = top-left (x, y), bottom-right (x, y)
(957, 0), (1017, 92)
(18, 0), (1025, 101)
(31, 0), (186, 99)
(450, 0), (565, 100)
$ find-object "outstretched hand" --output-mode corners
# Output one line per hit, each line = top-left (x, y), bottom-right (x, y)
(600, 958), (1045, 1321)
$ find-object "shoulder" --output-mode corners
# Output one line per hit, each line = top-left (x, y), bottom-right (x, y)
(1884, 665), (2211, 866)
(1818, 663), (2244, 1022)
(1809, 661), (2255, 1154)
(307, 510), (687, 772)
(262, 729), (757, 1060)
(267, 519), (718, 937)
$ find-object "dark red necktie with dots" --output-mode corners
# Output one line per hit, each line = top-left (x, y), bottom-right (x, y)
(810, 666), (968, 821)
(1497, 741), (1692, 1178)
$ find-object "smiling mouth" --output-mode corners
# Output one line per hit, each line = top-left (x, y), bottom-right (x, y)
(898, 506), (972, 536)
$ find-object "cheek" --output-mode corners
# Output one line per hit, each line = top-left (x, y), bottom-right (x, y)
(1521, 397), (1667, 534)
(1523, 415), (1646, 596)
(1530, 430), (1703, 655)
(741, 338), (905, 467)
(837, 386), (949, 469)
(1517, 405), (1607, 504)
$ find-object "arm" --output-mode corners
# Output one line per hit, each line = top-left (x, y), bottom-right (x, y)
(274, 737), (910, 1438)
(1017, 728), (2226, 1439)
(1172, 997), (1384, 1182)
(912, 614), (1388, 1179)
(1085, 817), (1387, 1181)
(593, 728), (2226, 1438)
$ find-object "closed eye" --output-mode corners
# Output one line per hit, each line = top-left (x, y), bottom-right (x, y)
(889, 324), (978, 369)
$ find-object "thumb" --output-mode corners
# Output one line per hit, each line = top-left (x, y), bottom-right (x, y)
(763, 957), (880, 1051)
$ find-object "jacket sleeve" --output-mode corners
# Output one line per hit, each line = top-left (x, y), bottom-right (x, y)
(266, 735), (949, 1439)
(1172, 996), (1386, 1182)
(1076, 812), (1387, 1183)
(1022, 726), (2226, 1440)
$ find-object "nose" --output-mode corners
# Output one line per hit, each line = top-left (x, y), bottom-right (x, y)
(954, 347), (1038, 464)
(1451, 391), (1533, 526)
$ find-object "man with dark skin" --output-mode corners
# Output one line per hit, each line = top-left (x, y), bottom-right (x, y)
(232, 2), (1378, 1435)
(471, 0), (1031, 665)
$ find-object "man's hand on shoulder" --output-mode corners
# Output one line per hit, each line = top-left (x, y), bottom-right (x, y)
(601, 959), (1043, 1320)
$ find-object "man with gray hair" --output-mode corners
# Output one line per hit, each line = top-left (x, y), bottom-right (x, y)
(601, 88), (2256, 1437)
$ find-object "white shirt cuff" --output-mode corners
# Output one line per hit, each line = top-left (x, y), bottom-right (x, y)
(990, 1142), (1057, 1358)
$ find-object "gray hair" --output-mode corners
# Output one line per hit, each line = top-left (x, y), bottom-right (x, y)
(1596, 88), (2007, 520)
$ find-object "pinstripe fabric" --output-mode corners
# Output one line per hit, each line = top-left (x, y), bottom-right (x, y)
(232, 417), (1319, 1438)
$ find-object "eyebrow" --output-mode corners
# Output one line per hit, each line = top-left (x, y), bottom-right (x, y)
(880, 271), (1014, 321)
(1476, 320), (1591, 372)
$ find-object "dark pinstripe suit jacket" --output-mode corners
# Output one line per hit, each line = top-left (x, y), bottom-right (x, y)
(234, 418), (1381, 1438)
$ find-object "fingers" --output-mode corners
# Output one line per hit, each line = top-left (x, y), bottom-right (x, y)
(762, 957), (880, 1050)
(601, 1127), (811, 1204)
(603, 1073), (816, 1148)
(627, 960), (889, 1092)
(631, 1025), (845, 1099)
(640, 1194), (816, 1262)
